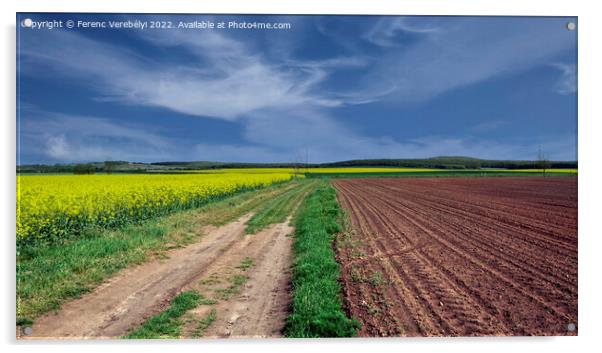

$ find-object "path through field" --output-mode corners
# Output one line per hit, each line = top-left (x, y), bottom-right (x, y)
(333, 177), (577, 337)
(26, 213), (294, 339)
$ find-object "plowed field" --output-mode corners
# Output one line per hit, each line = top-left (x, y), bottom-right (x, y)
(333, 177), (577, 337)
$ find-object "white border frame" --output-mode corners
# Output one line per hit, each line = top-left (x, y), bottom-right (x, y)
(3, 1), (600, 353)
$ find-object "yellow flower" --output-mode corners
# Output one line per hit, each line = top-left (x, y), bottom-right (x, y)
(17, 171), (293, 241)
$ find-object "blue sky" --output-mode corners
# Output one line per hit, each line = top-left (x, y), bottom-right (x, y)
(17, 14), (577, 164)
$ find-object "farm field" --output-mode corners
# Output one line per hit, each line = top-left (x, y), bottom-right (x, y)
(16, 170), (579, 338)
(18, 179), (320, 338)
(333, 176), (577, 336)
(15, 12), (582, 343)
(17, 172), (294, 244)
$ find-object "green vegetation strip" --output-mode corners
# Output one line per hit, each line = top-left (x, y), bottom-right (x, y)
(191, 309), (217, 338)
(124, 290), (201, 339)
(16, 182), (294, 324)
(245, 179), (318, 234)
(284, 181), (360, 337)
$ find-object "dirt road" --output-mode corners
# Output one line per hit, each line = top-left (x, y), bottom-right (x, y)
(333, 177), (577, 337)
(25, 213), (294, 339)
(182, 218), (294, 338)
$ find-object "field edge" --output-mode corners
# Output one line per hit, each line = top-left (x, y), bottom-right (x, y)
(284, 180), (360, 338)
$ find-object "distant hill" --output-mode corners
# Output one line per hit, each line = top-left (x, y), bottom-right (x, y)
(320, 156), (577, 170)
(16, 156), (577, 173)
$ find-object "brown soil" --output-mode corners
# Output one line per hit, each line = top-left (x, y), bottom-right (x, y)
(23, 213), (294, 339)
(333, 177), (577, 337)
(181, 218), (294, 338)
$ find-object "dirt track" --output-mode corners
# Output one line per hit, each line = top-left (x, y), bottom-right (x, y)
(333, 177), (577, 337)
(25, 214), (294, 339)
(184, 218), (294, 338)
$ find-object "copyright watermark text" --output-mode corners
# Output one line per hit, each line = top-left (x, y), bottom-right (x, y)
(20, 18), (292, 31)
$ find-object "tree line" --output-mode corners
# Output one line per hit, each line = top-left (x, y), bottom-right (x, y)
(17, 156), (577, 174)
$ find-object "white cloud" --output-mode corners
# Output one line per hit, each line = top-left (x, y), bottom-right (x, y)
(18, 108), (576, 163)
(365, 17), (440, 47)
(469, 120), (506, 133)
(20, 18), (577, 116)
(19, 110), (175, 162)
(20, 29), (354, 121)
(551, 63), (577, 94)
(45, 134), (70, 160)
(231, 109), (576, 163)
(18, 18), (577, 163)
(361, 17), (577, 103)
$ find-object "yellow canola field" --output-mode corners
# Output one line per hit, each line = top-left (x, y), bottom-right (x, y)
(17, 173), (293, 243)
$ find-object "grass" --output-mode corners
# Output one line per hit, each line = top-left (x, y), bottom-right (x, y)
(197, 293), (218, 306)
(194, 180), (300, 227)
(124, 290), (201, 339)
(213, 274), (249, 300)
(237, 257), (253, 271)
(17, 218), (178, 323)
(191, 309), (217, 338)
(126, 255), (257, 339)
(245, 179), (318, 234)
(198, 275), (221, 286)
(369, 271), (384, 287)
(284, 181), (360, 338)
(16, 181), (295, 324)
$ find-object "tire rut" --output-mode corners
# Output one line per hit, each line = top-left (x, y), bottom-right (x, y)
(333, 177), (577, 336)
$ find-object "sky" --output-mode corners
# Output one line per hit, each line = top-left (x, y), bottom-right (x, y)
(17, 14), (577, 164)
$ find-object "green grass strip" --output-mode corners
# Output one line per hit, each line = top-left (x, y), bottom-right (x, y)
(124, 290), (201, 339)
(284, 181), (360, 337)
(245, 180), (318, 234)
(17, 219), (175, 322)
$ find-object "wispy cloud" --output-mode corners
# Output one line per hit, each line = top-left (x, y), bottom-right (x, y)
(20, 29), (359, 121)
(20, 18), (576, 115)
(551, 63), (577, 94)
(18, 16), (577, 163)
(18, 106), (576, 163)
(469, 120), (506, 133)
(365, 17), (440, 47)
(232, 108), (576, 162)
(361, 17), (577, 103)
(19, 109), (174, 162)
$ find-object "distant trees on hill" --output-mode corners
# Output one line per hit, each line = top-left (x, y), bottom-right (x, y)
(73, 164), (97, 174)
(17, 156), (577, 174)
